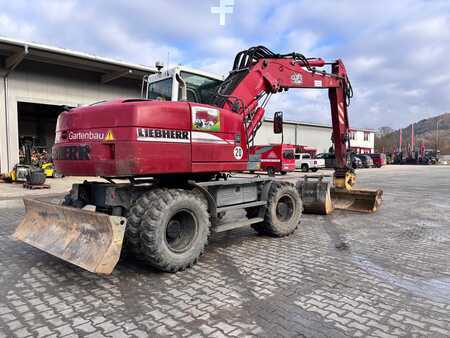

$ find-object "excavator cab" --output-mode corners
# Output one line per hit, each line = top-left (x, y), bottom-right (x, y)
(141, 65), (224, 104)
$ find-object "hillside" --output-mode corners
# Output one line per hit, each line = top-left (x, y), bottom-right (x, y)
(375, 113), (450, 155)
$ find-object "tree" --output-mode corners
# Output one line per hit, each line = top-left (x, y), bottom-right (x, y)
(377, 126), (393, 136)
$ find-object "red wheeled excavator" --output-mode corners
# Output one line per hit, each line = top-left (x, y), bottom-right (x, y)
(15, 46), (382, 274)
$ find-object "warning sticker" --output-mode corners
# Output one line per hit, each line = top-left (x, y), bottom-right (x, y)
(314, 80), (323, 87)
(104, 130), (115, 141)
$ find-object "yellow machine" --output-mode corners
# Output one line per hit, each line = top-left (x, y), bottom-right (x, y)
(41, 162), (62, 178)
(4, 164), (46, 185)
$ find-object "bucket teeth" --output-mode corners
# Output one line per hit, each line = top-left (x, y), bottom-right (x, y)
(14, 198), (127, 274)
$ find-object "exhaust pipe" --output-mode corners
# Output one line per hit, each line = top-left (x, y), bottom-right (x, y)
(176, 73), (187, 101)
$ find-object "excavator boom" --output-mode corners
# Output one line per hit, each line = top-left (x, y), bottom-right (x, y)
(214, 46), (382, 213)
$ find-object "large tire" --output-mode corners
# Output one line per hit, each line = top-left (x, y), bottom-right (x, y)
(311, 168), (318, 172)
(139, 189), (210, 272)
(251, 182), (302, 237)
(267, 167), (275, 176)
(301, 164), (309, 172)
(125, 189), (164, 256)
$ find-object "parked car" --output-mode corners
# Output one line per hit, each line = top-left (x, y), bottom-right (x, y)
(295, 153), (325, 172)
(315, 152), (336, 168)
(355, 154), (374, 168)
(369, 153), (386, 167)
(351, 156), (363, 169)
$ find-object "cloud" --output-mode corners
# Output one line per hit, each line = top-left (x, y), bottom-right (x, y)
(0, 14), (35, 40)
(267, 90), (331, 125)
(37, 0), (78, 22)
(284, 30), (321, 56)
(93, 20), (183, 66)
(351, 57), (385, 74)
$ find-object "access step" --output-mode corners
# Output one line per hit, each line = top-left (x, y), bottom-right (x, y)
(216, 200), (266, 213)
(213, 217), (263, 233)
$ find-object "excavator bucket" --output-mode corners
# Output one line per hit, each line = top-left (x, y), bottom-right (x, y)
(14, 198), (127, 274)
(297, 176), (383, 214)
(296, 177), (334, 214)
(331, 188), (383, 213)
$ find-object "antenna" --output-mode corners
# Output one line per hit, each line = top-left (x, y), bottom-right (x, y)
(167, 51), (170, 69)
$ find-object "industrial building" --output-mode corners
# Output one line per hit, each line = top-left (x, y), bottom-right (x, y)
(254, 119), (375, 154)
(0, 37), (374, 173)
(0, 37), (157, 173)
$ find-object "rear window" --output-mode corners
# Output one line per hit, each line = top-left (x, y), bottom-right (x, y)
(147, 78), (172, 100)
(283, 150), (295, 159)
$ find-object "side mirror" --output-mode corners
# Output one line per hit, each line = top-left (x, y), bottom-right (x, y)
(273, 111), (283, 134)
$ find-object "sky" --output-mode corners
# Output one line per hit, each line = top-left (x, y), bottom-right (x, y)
(0, 0), (449, 129)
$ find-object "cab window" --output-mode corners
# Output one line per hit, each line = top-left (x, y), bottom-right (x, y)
(180, 71), (222, 104)
(283, 149), (295, 159)
(303, 154), (311, 159)
(148, 78), (172, 100)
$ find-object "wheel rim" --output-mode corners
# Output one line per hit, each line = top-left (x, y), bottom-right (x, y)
(276, 195), (295, 222)
(164, 209), (198, 253)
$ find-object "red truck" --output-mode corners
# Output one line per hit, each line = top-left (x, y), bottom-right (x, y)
(249, 144), (296, 175)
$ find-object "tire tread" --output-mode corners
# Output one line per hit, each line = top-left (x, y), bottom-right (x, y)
(139, 189), (210, 272)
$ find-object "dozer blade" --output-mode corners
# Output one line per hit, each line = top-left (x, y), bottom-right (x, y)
(14, 198), (127, 274)
(330, 188), (383, 213)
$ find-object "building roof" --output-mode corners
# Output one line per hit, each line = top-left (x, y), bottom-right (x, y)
(264, 118), (375, 133)
(0, 36), (157, 82)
